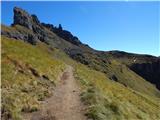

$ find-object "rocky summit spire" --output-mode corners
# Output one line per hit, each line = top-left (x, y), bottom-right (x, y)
(13, 7), (33, 30)
(58, 24), (63, 31)
(13, 7), (40, 30)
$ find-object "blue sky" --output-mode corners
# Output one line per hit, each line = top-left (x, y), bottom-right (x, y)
(1, 1), (160, 56)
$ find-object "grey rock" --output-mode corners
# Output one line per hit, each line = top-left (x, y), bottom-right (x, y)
(13, 7), (33, 30)
(31, 14), (40, 24)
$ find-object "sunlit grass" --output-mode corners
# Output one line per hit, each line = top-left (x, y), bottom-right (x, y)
(1, 36), (66, 119)
(75, 63), (160, 120)
(2, 35), (160, 120)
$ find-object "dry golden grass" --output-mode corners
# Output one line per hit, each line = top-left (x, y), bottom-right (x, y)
(75, 63), (160, 120)
(1, 36), (66, 119)
(2, 35), (160, 120)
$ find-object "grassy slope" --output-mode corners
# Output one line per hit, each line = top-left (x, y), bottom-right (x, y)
(71, 50), (160, 98)
(1, 36), (65, 120)
(75, 63), (160, 120)
(3, 24), (159, 98)
(104, 59), (160, 98)
(2, 35), (160, 120)
(48, 46), (160, 120)
(1, 24), (34, 37)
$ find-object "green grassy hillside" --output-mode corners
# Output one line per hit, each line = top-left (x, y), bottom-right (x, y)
(1, 36), (66, 120)
(42, 41), (160, 119)
(103, 59), (160, 97)
(2, 36), (160, 120)
(71, 51), (160, 98)
(75, 63), (160, 120)
(2, 7), (160, 120)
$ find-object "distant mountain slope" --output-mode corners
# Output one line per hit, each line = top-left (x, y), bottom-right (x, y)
(1, 6), (160, 120)
(105, 51), (160, 90)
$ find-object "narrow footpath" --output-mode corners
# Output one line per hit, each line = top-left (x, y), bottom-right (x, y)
(25, 66), (87, 120)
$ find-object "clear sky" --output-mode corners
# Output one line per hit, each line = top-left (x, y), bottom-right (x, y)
(1, 1), (160, 56)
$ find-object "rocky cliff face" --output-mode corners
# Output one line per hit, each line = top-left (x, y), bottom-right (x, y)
(12, 7), (56, 44)
(130, 60), (160, 89)
(2, 7), (91, 54)
(2, 7), (41, 45)
(11, 7), (82, 47)
(13, 7), (34, 30)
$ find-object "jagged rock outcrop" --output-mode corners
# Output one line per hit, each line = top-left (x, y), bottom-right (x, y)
(13, 7), (41, 29)
(13, 7), (33, 30)
(31, 14), (40, 24)
(2, 7), (83, 47)
(41, 23), (82, 46)
(2, 7), (57, 45)
(1, 7), (40, 45)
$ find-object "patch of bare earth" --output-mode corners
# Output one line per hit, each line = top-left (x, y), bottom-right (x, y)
(24, 66), (87, 120)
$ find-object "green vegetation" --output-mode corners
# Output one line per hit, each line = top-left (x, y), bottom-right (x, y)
(75, 63), (160, 120)
(104, 60), (160, 98)
(2, 7), (160, 120)
(71, 50), (160, 98)
(2, 35), (160, 120)
(39, 40), (160, 119)
(1, 24), (34, 35)
(1, 36), (66, 119)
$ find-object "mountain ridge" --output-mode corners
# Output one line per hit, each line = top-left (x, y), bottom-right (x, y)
(2, 7), (160, 91)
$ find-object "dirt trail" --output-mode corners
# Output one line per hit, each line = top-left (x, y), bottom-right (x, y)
(25, 66), (86, 120)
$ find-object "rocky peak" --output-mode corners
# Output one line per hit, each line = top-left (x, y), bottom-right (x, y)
(13, 7), (41, 30)
(13, 7), (33, 30)
(58, 24), (63, 31)
(12, 7), (82, 46)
